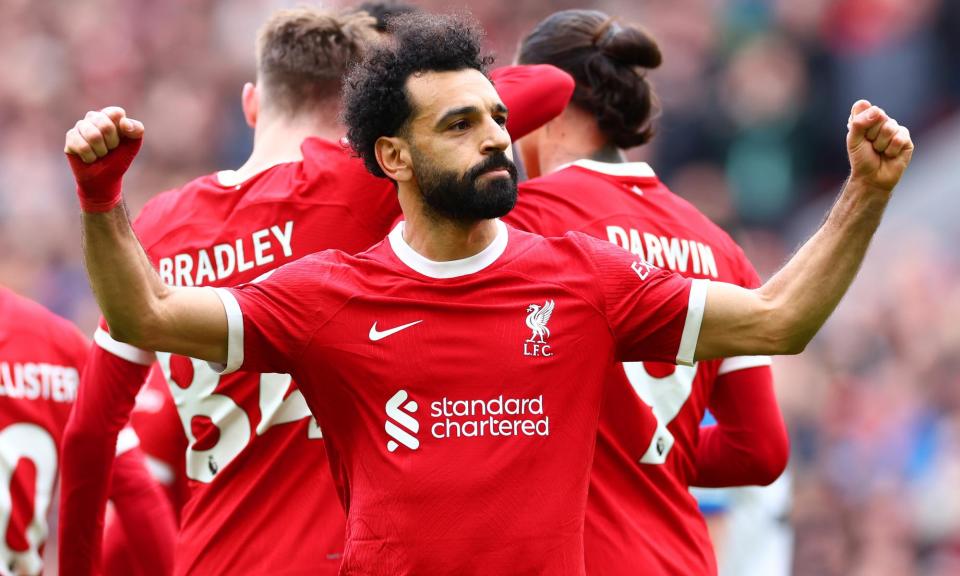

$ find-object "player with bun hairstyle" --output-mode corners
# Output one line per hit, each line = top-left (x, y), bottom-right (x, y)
(505, 9), (791, 574)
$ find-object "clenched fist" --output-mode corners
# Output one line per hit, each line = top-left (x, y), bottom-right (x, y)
(64, 107), (144, 212)
(846, 100), (914, 194)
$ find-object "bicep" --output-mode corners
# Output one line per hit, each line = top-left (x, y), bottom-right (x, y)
(695, 282), (778, 361)
(148, 286), (228, 364)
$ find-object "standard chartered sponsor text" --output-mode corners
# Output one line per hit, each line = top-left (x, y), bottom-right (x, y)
(429, 394), (549, 439)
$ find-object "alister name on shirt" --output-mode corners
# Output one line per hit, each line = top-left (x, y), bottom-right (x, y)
(606, 225), (719, 278)
(0, 361), (78, 403)
(157, 221), (294, 287)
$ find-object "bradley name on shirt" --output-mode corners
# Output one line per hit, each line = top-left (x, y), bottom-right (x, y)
(157, 220), (294, 287)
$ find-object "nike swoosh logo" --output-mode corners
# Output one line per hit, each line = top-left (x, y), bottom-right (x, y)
(369, 320), (423, 342)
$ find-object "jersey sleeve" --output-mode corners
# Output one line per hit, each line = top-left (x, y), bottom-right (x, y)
(573, 233), (708, 365)
(212, 253), (346, 375)
(102, 447), (177, 576)
(694, 365), (789, 487)
(491, 64), (575, 140)
(58, 322), (154, 576)
(130, 366), (190, 518)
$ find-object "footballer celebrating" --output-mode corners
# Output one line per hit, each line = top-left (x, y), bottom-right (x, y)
(64, 12), (912, 576)
(58, 6), (574, 575)
(59, 9), (388, 575)
(505, 9), (790, 574)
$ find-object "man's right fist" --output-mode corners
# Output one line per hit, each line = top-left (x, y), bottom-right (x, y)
(65, 107), (144, 213)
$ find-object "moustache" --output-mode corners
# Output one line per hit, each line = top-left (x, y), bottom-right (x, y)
(467, 153), (518, 182)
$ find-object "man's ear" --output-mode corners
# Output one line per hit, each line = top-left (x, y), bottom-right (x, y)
(241, 82), (259, 128)
(375, 136), (413, 182)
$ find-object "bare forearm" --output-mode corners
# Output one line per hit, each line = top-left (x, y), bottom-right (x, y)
(760, 177), (890, 350)
(696, 101), (912, 360)
(81, 206), (228, 361)
(68, 109), (228, 362)
(82, 204), (168, 345)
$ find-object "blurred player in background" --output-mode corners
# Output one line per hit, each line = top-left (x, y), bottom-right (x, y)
(64, 10), (911, 574)
(692, 411), (795, 576)
(98, 366), (188, 575)
(59, 8), (386, 575)
(505, 9), (791, 574)
(0, 285), (174, 576)
(59, 5), (573, 575)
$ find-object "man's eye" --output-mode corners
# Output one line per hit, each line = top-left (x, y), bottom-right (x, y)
(450, 119), (470, 131)
(494, 115), (507, 127)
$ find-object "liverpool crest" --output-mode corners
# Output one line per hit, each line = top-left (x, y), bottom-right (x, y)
(524, 300), (555, 357)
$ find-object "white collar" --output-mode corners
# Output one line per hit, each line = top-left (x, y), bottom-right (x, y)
(555, 159), (656, 178)
(215, 160), (294, 187)
(388, 220), (508, 279)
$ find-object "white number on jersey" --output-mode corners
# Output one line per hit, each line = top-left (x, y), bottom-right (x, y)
(0, 423), (57, 575)
(157, 354), (321, 483)
(622, 361), (698, 464)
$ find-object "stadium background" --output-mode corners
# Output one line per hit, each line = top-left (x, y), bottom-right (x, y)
(1, 0), (958, 574)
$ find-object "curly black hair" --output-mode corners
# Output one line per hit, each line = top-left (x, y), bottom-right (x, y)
(342, 12), (494, 178)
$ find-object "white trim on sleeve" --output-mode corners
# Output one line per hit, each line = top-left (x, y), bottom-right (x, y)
(94, 327), (156, 365)
(718, 355), (773, 375)
(115, 427), (141, 456)
(676, 279), (709, 366)
(209, 287), (244, 375)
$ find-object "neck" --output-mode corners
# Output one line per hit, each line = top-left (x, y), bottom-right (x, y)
(398, 187), (500, 261)
(233, 113), (343, 180)
(588, 145), (627, 164)
(534, 107), (627, 174)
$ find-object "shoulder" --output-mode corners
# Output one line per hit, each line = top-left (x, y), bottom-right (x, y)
(1, 288), (89, 367)
(503, 227), (624, 276)
(647, 182), (757, 284)
(243, 245), (376, 298)
(301, 137), (383, 187)
(132, 174), (221, 241)
(520, 167), (594, 196)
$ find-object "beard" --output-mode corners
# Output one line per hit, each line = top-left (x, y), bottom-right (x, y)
(411, 147), (519, 223)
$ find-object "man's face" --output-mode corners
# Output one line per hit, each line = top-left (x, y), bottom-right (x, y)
(402, 69), (518, 222)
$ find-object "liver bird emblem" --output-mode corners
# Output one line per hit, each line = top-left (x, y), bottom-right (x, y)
(525, 300), (555, 343)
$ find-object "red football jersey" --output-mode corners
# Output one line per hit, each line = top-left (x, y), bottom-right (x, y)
(93, 137), (401, 575)
(0, 286), (88, 574)
(213, 222), (706, 574)
(506, 160), (773, 575)
(128, 366), (189, 518)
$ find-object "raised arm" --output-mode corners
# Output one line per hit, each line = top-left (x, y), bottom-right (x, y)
(65, 107), (227, 362)
(694, 100), (914, 360)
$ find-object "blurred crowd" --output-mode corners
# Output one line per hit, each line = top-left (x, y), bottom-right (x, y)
(1, 0), (957, 573)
